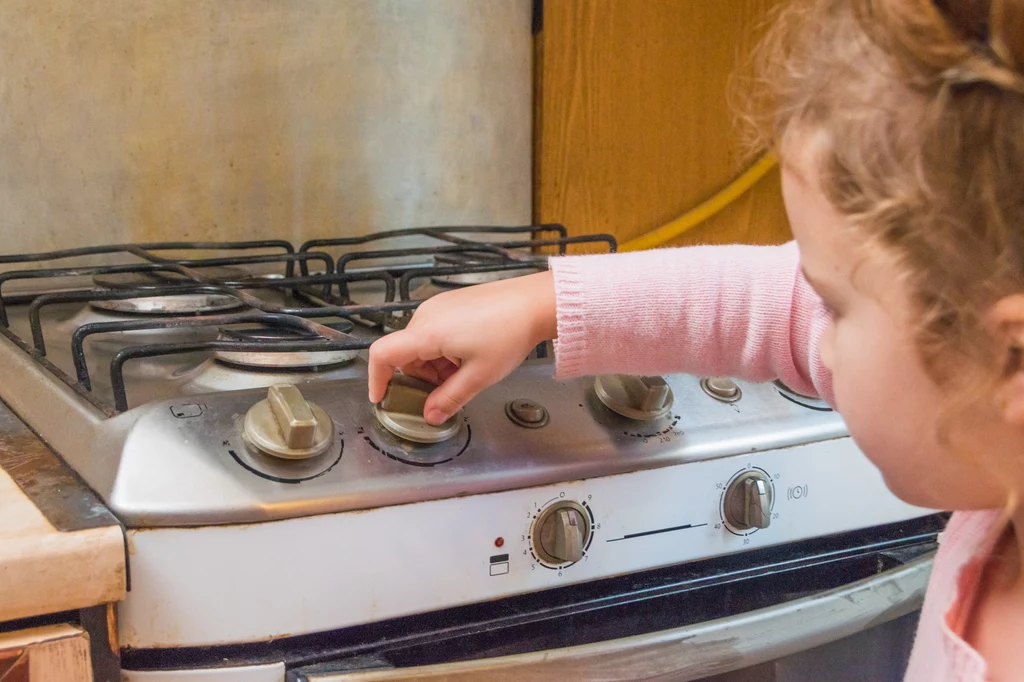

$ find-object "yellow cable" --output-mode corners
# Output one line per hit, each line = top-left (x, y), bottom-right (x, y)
(620, 153), (778, 251)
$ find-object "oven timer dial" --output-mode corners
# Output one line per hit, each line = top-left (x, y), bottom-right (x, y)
(531, 501), (592, 565)
(722, 470), (775, 531)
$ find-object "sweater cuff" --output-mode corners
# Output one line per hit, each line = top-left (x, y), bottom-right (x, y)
(549, 256), (589, 379)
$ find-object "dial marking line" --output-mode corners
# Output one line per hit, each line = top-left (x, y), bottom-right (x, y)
(606, 522), (708, 542)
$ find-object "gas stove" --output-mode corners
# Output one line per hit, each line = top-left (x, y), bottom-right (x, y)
(0, 226), (933, 677)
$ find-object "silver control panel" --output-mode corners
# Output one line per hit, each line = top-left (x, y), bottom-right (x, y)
(108, 360), (851, 526)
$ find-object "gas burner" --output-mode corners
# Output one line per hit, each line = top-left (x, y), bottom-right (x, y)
(427, 252), (543, 288)
(0, 227), (616, 414)
(407, 263), (543, 305)
(91, 266), (251, 315)
(214, 320), (359, 370)
(430, 266), (541, 288)
(170, 357), (365, 398)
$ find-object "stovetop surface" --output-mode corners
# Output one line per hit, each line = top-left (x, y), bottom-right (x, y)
(0, 226), (849, 528)
(0, 226), (608, 414)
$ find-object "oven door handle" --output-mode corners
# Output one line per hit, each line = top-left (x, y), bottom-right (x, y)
(298, 554), (933, 682)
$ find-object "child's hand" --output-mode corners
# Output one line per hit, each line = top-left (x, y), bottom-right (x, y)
(367, 271), (557, 425)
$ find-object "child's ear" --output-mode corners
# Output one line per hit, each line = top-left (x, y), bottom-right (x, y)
(989, 295), (1024, 426)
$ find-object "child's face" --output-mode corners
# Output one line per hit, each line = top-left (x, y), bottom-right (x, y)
(781, 155), (1010, 511)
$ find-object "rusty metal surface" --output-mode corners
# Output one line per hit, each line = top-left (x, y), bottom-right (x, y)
(0, 398), (120, 533)
(80, 604), (121, 682)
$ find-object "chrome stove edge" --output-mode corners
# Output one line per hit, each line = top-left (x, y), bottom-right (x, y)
(0, 332), (131, 495)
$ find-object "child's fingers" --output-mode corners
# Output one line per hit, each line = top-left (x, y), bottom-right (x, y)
(367, 331), (433, 403)
(423, 362), (490, 424)
(394, 359), (451, 387)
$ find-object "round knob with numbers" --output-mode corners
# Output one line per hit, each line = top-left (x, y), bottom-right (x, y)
(373, 374), (462, 444)
(723, 471), (774, 530)
(244, 383), (335, 460)
(532, 501), (591, 565)
(594, 375), (674, 420)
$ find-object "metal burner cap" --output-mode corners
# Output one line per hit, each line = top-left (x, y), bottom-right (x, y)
(91, 266), (251, 315)
(91, 294), (244, 315)
(92, 266), (250, 289)
(219, 321), (355, 342)
(215, 321), (360, 370)
(431, 266), (541, 288)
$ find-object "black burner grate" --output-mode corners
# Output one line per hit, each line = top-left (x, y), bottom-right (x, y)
(0, 227), (615, 413)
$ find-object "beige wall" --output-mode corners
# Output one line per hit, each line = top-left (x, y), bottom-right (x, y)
(0, 0), (532, 252)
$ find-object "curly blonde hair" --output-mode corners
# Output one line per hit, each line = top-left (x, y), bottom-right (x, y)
(749, 0), (1024, 395)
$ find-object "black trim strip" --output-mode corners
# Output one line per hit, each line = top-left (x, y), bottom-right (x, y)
(228, 443), (344, 485)
(607, 523), (708, 542)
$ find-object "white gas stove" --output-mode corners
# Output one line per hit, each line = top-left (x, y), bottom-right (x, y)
(0, 227), (938, 681)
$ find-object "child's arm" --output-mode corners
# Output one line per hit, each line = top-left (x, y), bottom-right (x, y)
(551, 241), (834, 404)
(368, 241), (833, 424)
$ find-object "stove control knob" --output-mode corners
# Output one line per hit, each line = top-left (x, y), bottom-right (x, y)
(244, 384), (335, 460)
(700, 377), (742, 403)
(373, 375), (462, 444)
(723, 471), (774, 531)
(533, 501), (591, 565)
(594, 375), (674, 420)
(505, 398), (549, 428)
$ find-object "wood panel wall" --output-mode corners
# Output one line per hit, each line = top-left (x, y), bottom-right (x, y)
(535, 0), (791, 249)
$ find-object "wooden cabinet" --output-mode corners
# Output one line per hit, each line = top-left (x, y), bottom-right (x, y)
(0, 625), (92, 681)
(535, 0), (791, 248)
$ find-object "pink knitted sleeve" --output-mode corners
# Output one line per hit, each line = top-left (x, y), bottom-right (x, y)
(549, 241), (834, 405)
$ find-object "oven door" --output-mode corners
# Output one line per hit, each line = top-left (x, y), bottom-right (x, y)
(297, 563), (931, 682)
(122, 516), (944, 682)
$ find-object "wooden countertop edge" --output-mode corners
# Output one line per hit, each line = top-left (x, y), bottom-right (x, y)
(0, 398), (127, 622)
(0, 521), (127, 622)
(0, 462), (127, 622)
